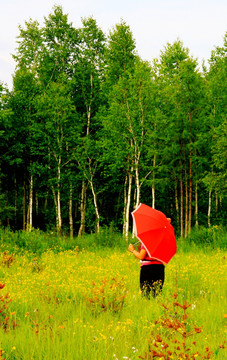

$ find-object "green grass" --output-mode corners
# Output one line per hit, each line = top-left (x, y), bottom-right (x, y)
(0, 235), (226, 359)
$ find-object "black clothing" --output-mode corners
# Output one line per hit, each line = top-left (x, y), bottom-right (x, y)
(140, 264), (165, 298)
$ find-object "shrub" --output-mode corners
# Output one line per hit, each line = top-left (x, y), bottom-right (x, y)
(138, 293), (226, 359)
(0, 283), (18, 332)
(84, 277), (127, 315)
(0, 226), (127, 255)
(185, 225), (226, 249)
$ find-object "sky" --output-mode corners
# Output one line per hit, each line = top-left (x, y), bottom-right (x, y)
(1, 0), (226, 90)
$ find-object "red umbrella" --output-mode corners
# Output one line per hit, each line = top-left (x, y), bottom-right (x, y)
(131, 203), (177, 265)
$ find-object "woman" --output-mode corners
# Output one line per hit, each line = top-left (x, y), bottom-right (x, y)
(128, 243), (165, 298)
(128, 218), (172, 298)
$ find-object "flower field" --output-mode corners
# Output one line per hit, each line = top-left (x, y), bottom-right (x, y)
(0, 244), (226, 359)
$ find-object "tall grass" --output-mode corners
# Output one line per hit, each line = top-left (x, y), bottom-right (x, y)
(185, 225), (227, 249)
(0, 226), (126, 256)
(0, 227), (226, 359)
(0, 224), (226, 256)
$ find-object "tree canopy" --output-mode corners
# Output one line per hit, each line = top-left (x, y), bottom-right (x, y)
(0, 6), (226, 237)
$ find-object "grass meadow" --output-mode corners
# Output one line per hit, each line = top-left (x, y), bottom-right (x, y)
(0, 229), (226, 359)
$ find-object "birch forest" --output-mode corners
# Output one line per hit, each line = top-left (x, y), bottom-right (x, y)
(0, 6), (226, 238)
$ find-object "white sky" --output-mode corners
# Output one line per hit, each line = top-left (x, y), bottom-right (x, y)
(1, 0), (226, 90)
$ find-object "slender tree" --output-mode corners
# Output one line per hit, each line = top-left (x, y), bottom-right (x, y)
(1, 9), (226, 234)
(72, 17), (106, 234)
(0, 84), (15, 226)
(153, 40), (206, 236)
(203, 32), (227, 225)
(103, 57), (154, 238)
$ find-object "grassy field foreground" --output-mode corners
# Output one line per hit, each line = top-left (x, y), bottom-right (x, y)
(0, 244), (226, 359)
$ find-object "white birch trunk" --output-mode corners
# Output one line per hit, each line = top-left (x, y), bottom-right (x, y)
(23, 180), (26, 230)
(0, 169), (1, 226)
(135, 164), (140, 209)
(188, 156), (192, 234)
(152, 154), (156, 209)
(78, 180), (87, 237)
(215, 192), (218, 213)
(90, 180), (100, 233)
(69, 182), (73, 239)
(14, 177), (17, 225)
(57, 160), (62, 231)
(123, 176), (128, 237)
(184, 182), (188, 238)
(180, 164), (184, 238)
(124, 170), (133, 240)
(27, 174), (33, 232)
(29, 176), (33, 230)
(208, 189), (212, 227)
(51, 187), (58, 230)
(175, 181), (179, 228)
(184, 159), (188, 238)
(57, 190), (62, 230)
(195, 181), (198, 227)
(87, 106), (91, 136)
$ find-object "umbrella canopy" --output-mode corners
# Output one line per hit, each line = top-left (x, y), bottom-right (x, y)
(131, 203), (177, 265)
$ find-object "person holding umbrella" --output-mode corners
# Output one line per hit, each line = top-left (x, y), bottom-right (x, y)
(129, 203), (177, 298)
(128, 239), (166, 298)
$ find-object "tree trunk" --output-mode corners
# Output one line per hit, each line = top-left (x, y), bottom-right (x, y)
(69, 182), (73, 239)
(57, 162), (62, 232)
(208, 189), (212, 227)
(26, 174), (33, 232)
(175, 180), (179, 229)
(188, 100), (192, 234)
(0, 165), (1, 226)
(89, 180), (100, 233)
(195, 181), (199, 227)
(44, 190), (48, 212)
(124, 170), (133, 239)
(152, 154), (156, 209)
(215, 192), (218, 213)
(14, 177), (17, 228)
(23, 180), (26, 231)
(184, 164), (188, 238)
(183, 143), (188, 238)
(188, 155), (192, 233)
(180, 158), (184, 238)
(135, 162), (140, 209)
(87, 105), (91, 136)
(51, 186), (58, 230)
(78, 180), (87, 237)
(57, 189), (62, 231)
(86, 72), (93, 136)
(123, 175), (128, 237)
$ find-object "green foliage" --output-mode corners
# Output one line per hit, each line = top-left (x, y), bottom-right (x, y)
(105, 19), (136, 83)
(0, 226), (127, 256)
(0, 228), (69, 255)
(78, 226), (126, 250)
(0, 5), (226, 237)
(0, 226), (226, 262)
(179, 225), (227, 250)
